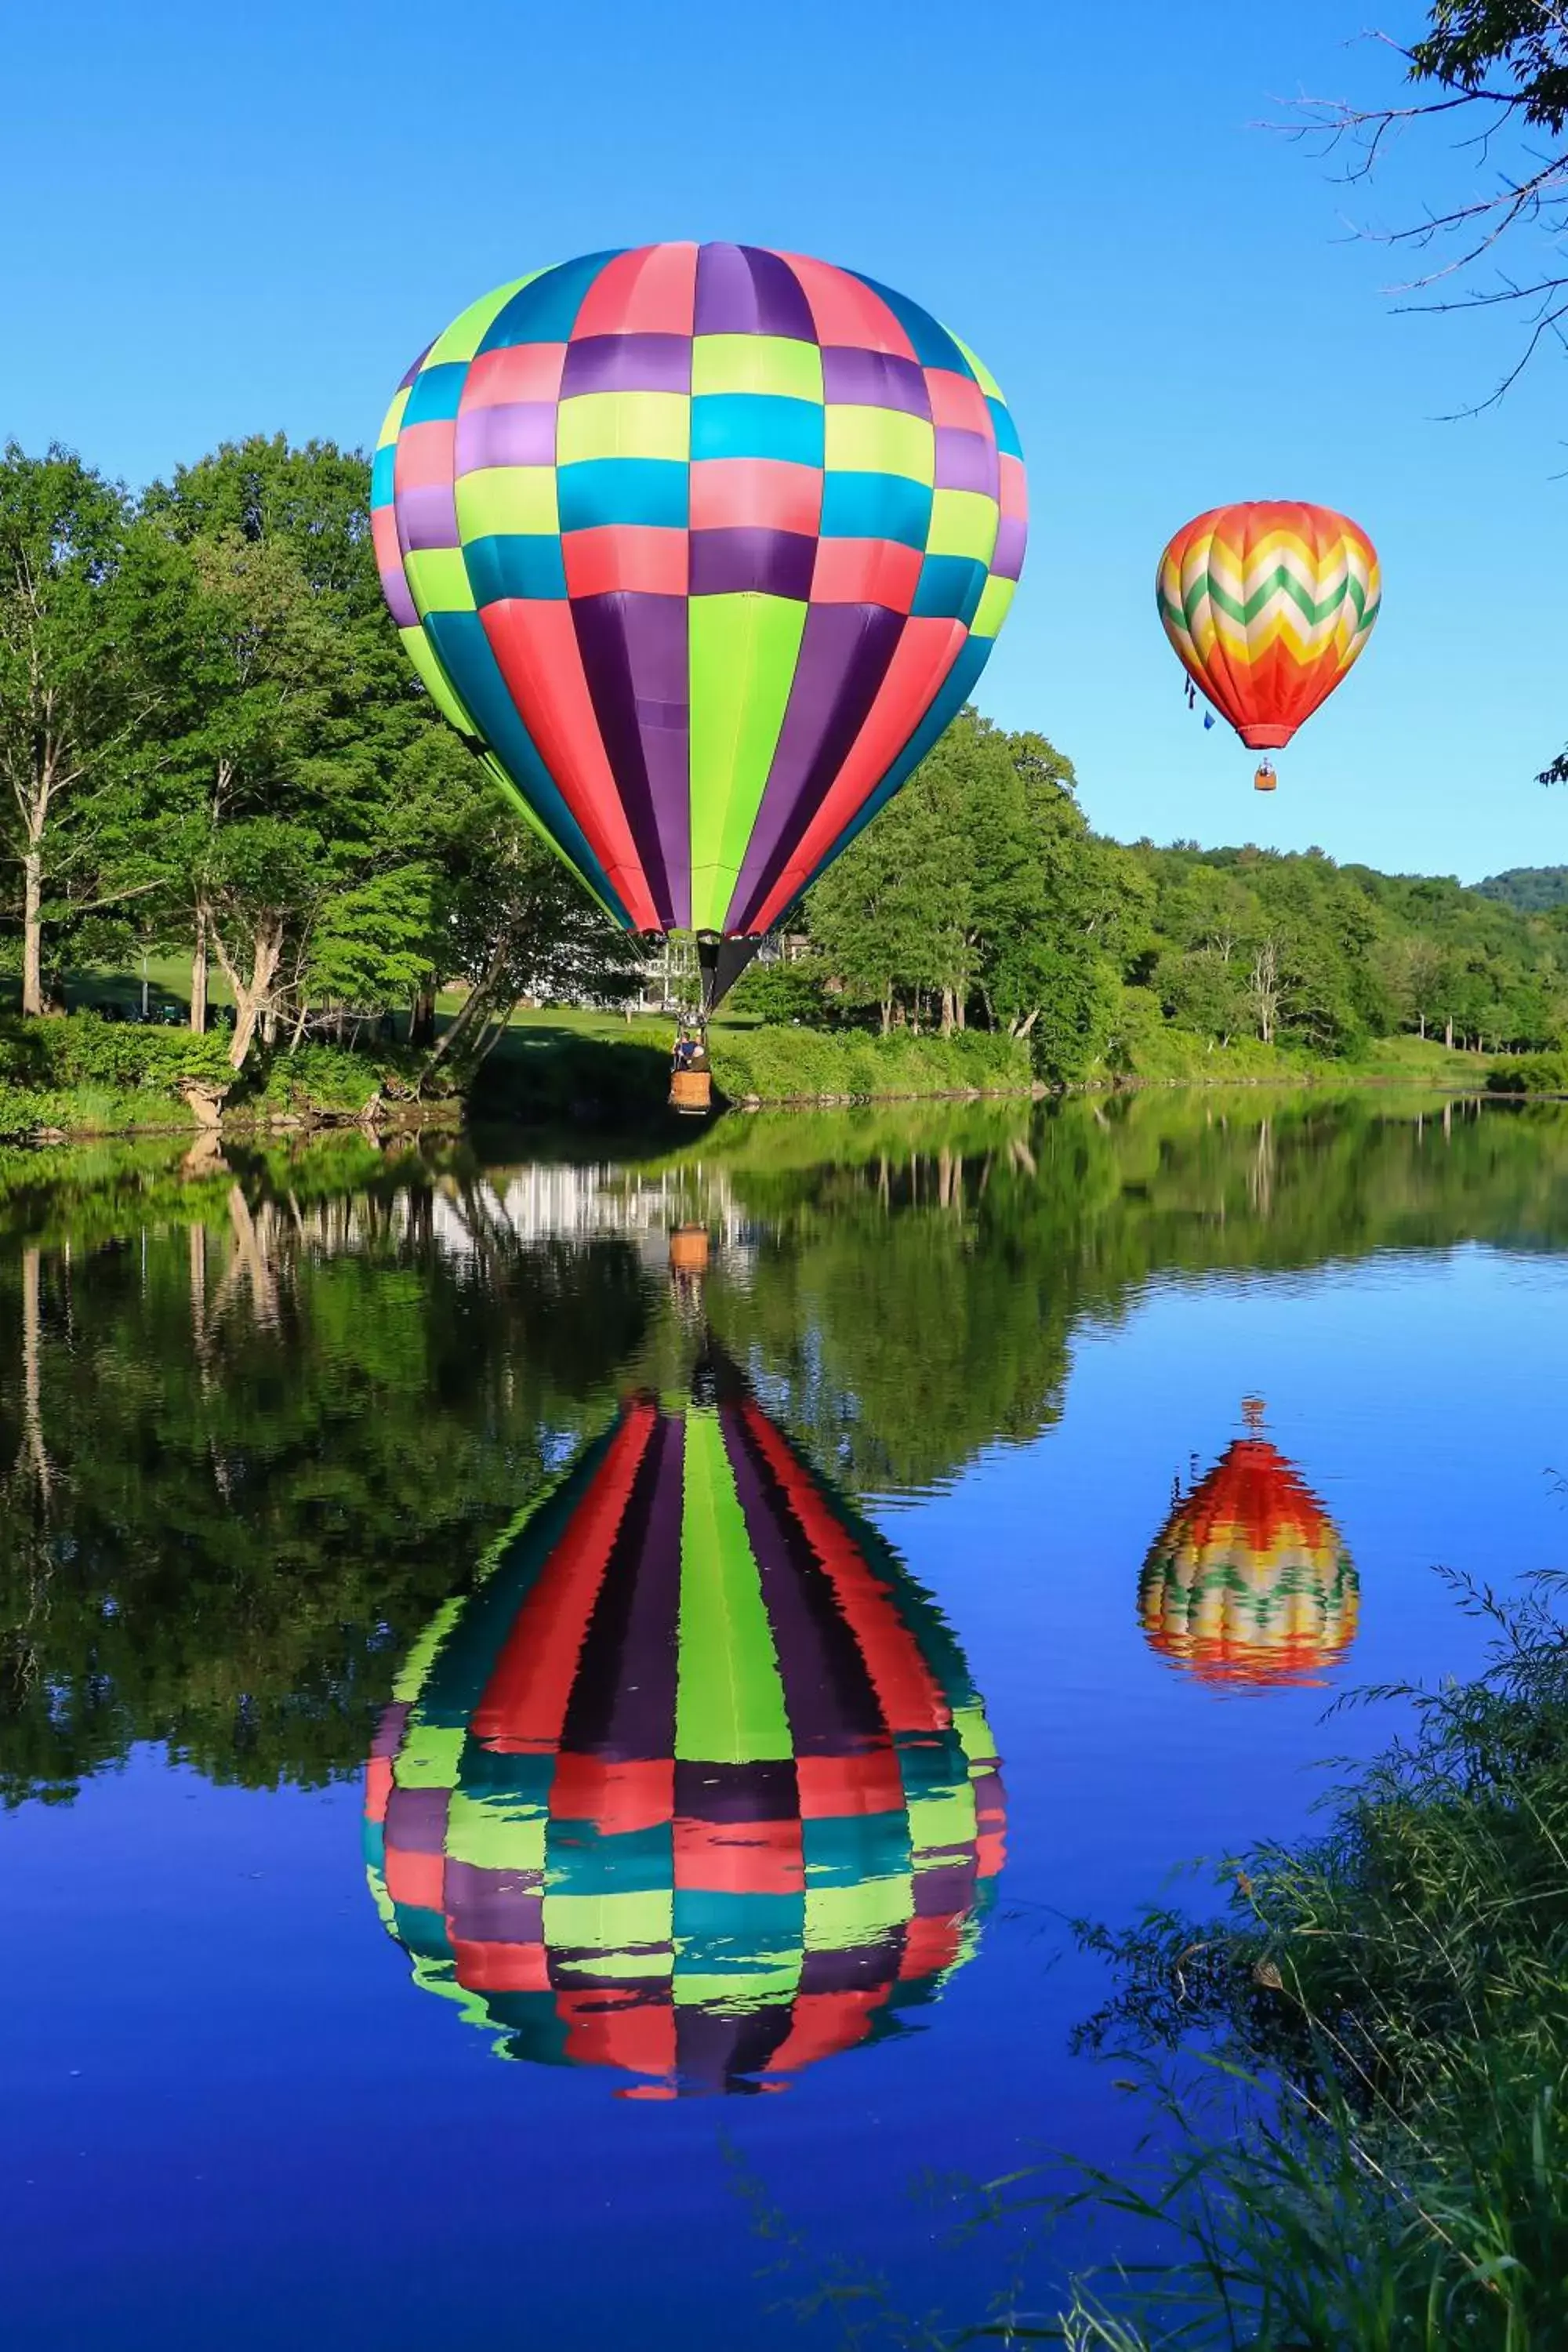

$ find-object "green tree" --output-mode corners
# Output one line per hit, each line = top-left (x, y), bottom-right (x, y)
(0, 446), (154, 1015)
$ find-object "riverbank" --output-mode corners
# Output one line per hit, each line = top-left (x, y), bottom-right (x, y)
(1039, 1577), (1568, 2349)
(0, 1006), (1502, 1142)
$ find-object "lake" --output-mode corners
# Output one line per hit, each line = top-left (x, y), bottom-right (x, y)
(4, 1088), (1566, 2347)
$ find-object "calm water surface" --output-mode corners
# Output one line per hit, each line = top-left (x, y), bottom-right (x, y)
(4, 1090), (1566, 2347)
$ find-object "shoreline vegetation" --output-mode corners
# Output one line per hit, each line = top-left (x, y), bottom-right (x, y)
(1029, 1573), (1568, 2351)
(0, 1004), (1506, 1144)
(8, 435), (1568, 1149)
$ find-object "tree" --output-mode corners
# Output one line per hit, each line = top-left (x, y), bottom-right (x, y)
(137, 437), (485, 1064)
(419, 802), (647, 1084)
(1298, 6), (1568, 408)
(1245, 936), (1283, 1046)
(0, 446), (154, 1015)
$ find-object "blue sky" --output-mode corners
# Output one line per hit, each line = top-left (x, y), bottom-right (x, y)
(5, 0), (1561, 882)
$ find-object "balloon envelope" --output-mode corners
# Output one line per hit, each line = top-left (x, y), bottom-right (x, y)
(365, 1363), (1006, 2092)
(1138, 1428), (1359, 1687)
(373, 245), (1026, 951)
(1156, 501), (1380, 752)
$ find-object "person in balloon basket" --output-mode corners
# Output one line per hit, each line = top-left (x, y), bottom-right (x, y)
(672, 1025), (710, 1076)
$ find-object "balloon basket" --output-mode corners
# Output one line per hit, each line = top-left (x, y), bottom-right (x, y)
(669, 1225), (710, 1275)
(669, 1070), (713, 1117)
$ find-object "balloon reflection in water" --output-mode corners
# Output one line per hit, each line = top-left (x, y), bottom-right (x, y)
(364, 1356), (1005, 2094)
(1138, 1403), (1359, 1689)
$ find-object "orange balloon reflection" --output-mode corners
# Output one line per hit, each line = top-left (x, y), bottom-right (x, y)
(1139, 1403), (1359, 1689)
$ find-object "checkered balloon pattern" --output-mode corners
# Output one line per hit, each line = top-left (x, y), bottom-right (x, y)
(373, 244), (1026, 938)
(364, 1374), (1007, 2095)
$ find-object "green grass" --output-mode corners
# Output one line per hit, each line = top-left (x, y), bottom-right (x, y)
(989, 1570), (1568, 2350)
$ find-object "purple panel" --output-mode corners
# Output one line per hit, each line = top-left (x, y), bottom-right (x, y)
(992, 514), (1026, 583)
(720, 1406), (887, 1755)
(571, 593), (690, 929)
(688, 528), (816, 601)
(912, 1860), (978, 1918)
(562, 1409), (687, 1758)
(444, 1860), (546, 1944)
(455, 401), (558, 473)
(396, 483), (461, 553)
(821, 347), (931, 418)
(799, 1930), (903, 1995)
(379, 566), (419, 630)
(372, 1703), (412, 1760)
(935, 426), (1000, 498)
(677, 2003), (792, 2087)
(727, 601), (905, 930)
(385, 1784), (451, 1855)
(674, 1758), (797, 1824)
(695, 243), (816, 341)
(397, 342), (434, 391)
(561, 333), (694, 396)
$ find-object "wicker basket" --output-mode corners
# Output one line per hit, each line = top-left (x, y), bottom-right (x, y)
(669, 1225), (710, 1274)
(669, 1069), (713, 1116)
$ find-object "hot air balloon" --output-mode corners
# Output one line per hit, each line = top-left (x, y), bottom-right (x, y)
(1156, 503), (1380, 786)
(372, 244), (1026, 1016)
(364, 1353), (1006, 2094)
(1138, 1403), (1359, 1689)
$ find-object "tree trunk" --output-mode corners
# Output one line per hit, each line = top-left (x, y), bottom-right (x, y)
(880, 989), (893, 1037)
(215, 917), (284, 1072)
(1444, 1018), (1454, 1050)
(408, 983), (437, 1048)
(190, 907), (209, 1034)
(941, 988), (956, 1036)
(19, 1246), (50, 1499)
(1417, 1012), (1425, 1040)
(21, 848), (43, 1019)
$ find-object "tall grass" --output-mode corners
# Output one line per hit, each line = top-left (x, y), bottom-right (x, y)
(989, 1570), (1568, 2349)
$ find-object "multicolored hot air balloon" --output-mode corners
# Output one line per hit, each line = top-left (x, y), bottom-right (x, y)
(373, 244), (1026, 1007)
(364, 1356), (1006, 2093)
(1156, 502), (1380, 786)
(1138, 1405), (1359, 1689)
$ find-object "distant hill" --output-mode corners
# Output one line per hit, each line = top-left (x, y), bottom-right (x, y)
(1474, 867), (1568, 913)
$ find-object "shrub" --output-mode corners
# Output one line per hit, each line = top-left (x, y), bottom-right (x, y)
(708, 1025), (1029, 1102)
(1487, 1050), (1568, 1095)
(0, 1014), (233, 1097)
(724, 960), (833, 1027)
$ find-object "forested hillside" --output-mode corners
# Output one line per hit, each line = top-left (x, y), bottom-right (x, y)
(753, 711), (1568, 1076)
(1474, 868), (1568, 915)
(5, 433), (1564, 1094)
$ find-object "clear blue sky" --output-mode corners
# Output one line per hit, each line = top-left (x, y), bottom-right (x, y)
(5, 0), (1560, 883)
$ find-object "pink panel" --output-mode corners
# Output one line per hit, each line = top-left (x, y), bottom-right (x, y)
(481, 599), (659, 927)
(461, 343), (568, 408)
(924, 369), (992, 434)
(689, 457), (822, 536)
(810, 537), (920, 612)
(392, 419), (456, 492)
(572, 243), (699, 338)
(778, 252), (916, 358)
(563, 525), (689, 599)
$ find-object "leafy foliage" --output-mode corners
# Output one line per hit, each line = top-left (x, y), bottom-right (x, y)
(1033, 1572), (1568, 2347)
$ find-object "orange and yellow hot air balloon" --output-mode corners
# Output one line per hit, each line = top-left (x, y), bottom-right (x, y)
(1138, 1403), (1359, 1689)
(1157, 502), (1381, 786)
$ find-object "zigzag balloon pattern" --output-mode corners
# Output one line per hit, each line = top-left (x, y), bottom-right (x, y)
(1157, 500), (1381, 753)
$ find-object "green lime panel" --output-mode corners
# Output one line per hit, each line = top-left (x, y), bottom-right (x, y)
(688, 597), (806, 934)
(675, 1407), (791, 1762)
